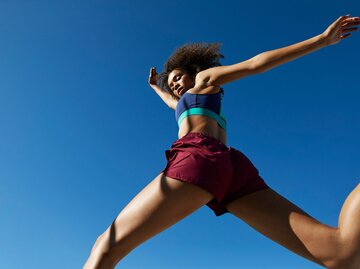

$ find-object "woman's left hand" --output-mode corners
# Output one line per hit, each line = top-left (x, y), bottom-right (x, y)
(322, 15), (360, 45)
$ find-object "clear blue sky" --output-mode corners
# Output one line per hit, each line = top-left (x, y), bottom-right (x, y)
(1, 1), (359, 268)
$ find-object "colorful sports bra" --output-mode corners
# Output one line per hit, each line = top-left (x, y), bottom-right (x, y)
(175, 91), (227, 130)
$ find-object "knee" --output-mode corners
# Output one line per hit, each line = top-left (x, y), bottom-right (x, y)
(91, 232), (112, 254)
(91, 234), (105, 254)
(87, 235), (116, 268)
(90, 229), (130, 266)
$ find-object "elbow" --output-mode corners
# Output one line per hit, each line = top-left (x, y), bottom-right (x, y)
(252, 52), (285, 74)
(251, 54), (268, 74)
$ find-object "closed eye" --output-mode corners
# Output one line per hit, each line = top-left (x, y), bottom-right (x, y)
(170, 76), (181, 90)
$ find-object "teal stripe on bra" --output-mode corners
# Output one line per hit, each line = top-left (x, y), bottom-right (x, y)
(177, 108), (227, 130)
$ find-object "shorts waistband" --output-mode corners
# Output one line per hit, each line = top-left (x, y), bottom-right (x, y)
(180, 132), (228, 147)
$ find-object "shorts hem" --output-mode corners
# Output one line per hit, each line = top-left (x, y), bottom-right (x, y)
(162, 170), (223, 202)
(207, 184), (271, 217)
(220, 184), (271, 209)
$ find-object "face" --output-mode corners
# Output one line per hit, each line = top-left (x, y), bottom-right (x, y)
(167, 69), (194, 98)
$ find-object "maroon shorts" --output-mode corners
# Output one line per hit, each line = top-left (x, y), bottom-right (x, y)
(161, 132), (270, 217)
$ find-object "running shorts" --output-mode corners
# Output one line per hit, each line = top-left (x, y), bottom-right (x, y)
(161, 132), (270, 216)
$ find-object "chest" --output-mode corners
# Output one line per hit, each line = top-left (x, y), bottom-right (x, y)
(175, 92), (223, 120)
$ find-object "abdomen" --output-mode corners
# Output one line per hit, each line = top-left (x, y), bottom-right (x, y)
(178, 115), (227, 145)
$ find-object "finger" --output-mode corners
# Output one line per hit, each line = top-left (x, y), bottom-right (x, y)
(344, 16), (360, 21)
(341, 33), (352, 40)
(342, 27), (358, 34)
(341, 22), (359, 28)
(341, 17), (360, 27)
(335, 15), (351, 27)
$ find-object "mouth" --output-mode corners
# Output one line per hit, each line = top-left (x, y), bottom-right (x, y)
(178, 87), (185, 95)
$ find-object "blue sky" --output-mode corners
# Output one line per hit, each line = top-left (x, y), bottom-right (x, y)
(0, 1), (359, 268)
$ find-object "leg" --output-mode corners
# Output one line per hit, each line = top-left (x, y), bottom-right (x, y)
(225, 184), (360, 269)
(83, 172), (214, 269)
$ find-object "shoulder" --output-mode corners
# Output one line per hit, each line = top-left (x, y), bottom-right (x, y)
(188, 71), (222, 94)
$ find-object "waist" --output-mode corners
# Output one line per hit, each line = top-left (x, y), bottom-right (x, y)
(178, 116), (227, 145)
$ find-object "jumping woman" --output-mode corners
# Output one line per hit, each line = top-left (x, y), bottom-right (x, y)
(83, 15), (360, 269)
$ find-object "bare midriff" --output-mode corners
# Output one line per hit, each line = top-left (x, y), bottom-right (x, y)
(178, 115), (227, 145)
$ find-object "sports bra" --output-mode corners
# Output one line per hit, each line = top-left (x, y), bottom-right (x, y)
(175, 91), (227, 130)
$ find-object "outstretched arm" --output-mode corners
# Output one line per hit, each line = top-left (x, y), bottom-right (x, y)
(148, 67), (178, 110)
(196, 15), (360, 87)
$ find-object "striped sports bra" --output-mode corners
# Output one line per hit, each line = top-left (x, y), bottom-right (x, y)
(175, 91), (227, 130)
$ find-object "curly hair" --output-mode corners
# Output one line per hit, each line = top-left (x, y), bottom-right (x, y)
(158, 42), (225, 100)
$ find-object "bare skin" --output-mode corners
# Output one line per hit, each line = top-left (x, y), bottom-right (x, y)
(166, 68), (228, 144)
(83, 15), (360, 269)
(82, 173), (215, 269)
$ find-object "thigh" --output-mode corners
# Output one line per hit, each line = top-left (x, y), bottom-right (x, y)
(95, 172), (214, 263)
(225, 188), (341, 267)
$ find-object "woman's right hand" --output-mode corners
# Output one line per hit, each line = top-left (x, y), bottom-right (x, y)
(148, 67), (159, 86)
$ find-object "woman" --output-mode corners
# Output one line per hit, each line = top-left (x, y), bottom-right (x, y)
(83, 15), (360, 269)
